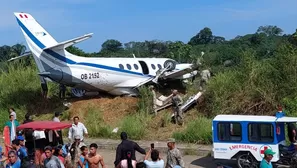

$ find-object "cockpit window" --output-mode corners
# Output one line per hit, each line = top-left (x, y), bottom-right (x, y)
(151, 64), (156, 70)
(119, 64), (124, 70)
(126, 64), (132, 70)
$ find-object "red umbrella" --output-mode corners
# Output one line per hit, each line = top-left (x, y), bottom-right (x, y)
(17, 121), (72, 130)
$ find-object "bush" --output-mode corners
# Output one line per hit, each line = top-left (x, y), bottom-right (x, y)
(173, 116), (212, 144)
(83, 105), (113, 138)
(137, 86), (153, 115)
(120, 114), (151, 140)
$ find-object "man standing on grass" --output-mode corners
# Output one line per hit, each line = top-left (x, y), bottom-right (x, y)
(171, 90), (183, 125)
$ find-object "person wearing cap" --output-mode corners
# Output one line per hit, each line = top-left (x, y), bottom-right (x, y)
(16, 136), (25, 148)
(44, 146), (65, 168)
(12, 139), (28, 162)
(166, 138), (184, 168)
(260, 149), (275, 168)
(114, 132), (146, 167)
(171, 90), (183, 125)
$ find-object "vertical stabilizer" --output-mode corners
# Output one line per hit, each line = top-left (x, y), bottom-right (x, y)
(14, 12), (58, 49)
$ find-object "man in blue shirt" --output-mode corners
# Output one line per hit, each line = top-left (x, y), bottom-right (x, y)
(144, 148), (164, 168)
(12, 139), (28, 161)
(6, 150), (21, 168)
(260, 149), (275, 168)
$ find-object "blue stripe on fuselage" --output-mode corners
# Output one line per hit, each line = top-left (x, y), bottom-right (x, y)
(15, 17), (152, 77)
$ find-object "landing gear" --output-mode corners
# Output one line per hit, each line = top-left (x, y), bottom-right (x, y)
(71, 88), (86, 98)
(237, 153), (258, 168)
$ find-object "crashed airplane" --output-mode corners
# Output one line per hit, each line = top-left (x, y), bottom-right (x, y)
(12, 12), (199, 97)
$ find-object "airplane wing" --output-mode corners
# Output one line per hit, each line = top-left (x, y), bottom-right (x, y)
(115, 77), (154, 88)
(43, 33), (93, 51)
(159, 67), (197, 80)
(7, 51), (31, 62)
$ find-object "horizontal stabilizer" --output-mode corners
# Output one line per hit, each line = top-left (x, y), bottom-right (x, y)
(7, 51), (31, 62)
(43, 33), (93, 51)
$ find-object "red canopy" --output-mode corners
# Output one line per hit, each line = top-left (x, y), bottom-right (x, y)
(17, 121), (72, 130)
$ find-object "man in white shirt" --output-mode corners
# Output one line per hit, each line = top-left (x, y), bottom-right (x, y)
(9, 108), (17, 120)
(68, 116), (88, 142)
(52, 112), (63, 145)
(144, 148), (164, 168)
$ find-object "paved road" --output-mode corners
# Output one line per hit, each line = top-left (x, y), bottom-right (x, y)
(96, 149), (236, 168)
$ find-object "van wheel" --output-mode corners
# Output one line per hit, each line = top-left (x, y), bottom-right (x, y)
(237, 153), (259, 168)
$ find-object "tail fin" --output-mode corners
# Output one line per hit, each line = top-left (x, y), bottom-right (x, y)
(14, 12), (58, 49)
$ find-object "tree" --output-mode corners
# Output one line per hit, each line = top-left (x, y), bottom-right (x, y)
(66, 46), (88, 57)
(10, 44), (26, 57)
(146, 40), (168, 56)
(249, 33), (267, 45)
(188, 27), (213, 45)
(213, 36), (226, 44)
(256, 25), (283, 36)
(168, 41), (192, 62)
(289, 29), (297, 46)
(101, 39), (122, 52)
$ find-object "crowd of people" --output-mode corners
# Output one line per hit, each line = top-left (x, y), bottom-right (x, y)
(0, 108), (185, 168)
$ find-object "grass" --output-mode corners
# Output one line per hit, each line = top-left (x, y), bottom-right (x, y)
(3, 43), (297, 144)
(83, 105), (113, 138)
(173, 116), (212, 144)
(120, 113), (152, 140)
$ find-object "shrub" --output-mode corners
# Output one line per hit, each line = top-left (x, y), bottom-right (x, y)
(173, 116), (212, 144)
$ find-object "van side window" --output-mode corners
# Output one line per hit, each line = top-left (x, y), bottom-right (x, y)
(248, 123), (274, 143)
(217, 122), (242, 142)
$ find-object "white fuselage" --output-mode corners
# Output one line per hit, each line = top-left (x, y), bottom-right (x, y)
(14, 12), (197, 96)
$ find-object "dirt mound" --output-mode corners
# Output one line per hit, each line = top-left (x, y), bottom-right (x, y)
(68, 97), (138, 126)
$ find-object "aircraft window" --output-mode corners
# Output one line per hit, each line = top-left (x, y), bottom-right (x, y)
(126, 64), (132, 70)
(119, 64), (124, 70)
(157, 64), (162, 69)
(217, 122), (242, 142)
(248, 123), (274, 143)
(151, 64), (156, 70)
(134, 64), (139, 70)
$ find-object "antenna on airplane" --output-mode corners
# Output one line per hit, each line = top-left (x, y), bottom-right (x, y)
(132, 53), (136, 58)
